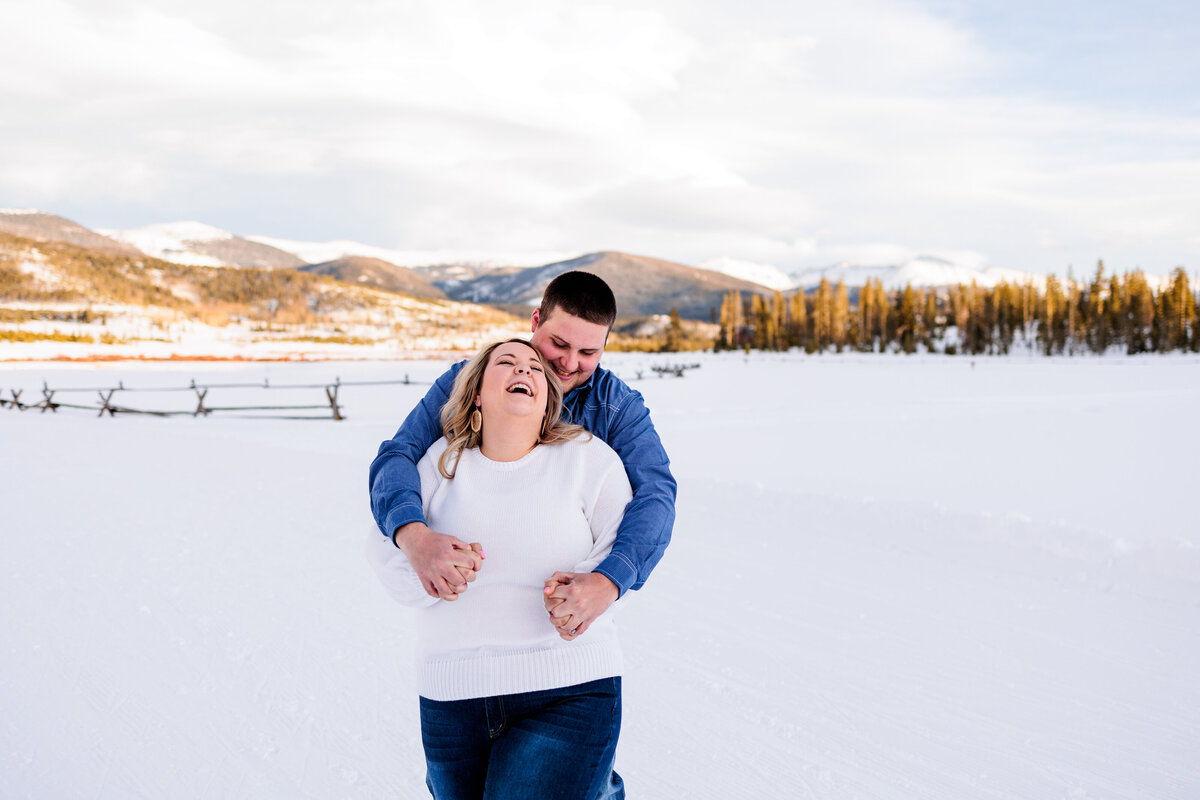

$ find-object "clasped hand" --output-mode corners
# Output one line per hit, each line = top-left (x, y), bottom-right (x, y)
(396, 523), (618, 640)
(393, 521), (484, 601)
(543, 572), (619, 642)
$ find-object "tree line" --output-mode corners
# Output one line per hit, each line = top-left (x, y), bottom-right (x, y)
(713, 263), (1199, 356)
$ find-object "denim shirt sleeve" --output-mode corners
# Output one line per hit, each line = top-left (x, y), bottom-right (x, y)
(369, 363), (462, 539)
(592, 388), (677, 597)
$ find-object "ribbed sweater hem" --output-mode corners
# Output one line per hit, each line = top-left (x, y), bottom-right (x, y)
(418, 638), (623, 702)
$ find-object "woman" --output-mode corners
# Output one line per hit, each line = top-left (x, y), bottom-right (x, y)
(366, 338), (632, 799)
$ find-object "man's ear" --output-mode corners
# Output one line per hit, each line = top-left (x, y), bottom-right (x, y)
(530, 308), (541, 333)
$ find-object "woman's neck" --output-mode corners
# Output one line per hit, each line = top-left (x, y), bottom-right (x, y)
(479, 415), (540, 462)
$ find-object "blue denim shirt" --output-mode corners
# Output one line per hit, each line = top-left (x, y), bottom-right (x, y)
(369, 362), (676, 596)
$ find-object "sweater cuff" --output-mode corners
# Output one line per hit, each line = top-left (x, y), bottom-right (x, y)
(594, 553), (637, 599)
(383, 503), (426, 545)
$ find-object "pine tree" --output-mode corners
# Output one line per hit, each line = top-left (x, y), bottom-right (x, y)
(749, 293), (768, 350)
(1193, 283), (1200, 352)
(1163, 268), (1194, 352)
(897, 284), (918, 354)
(714, 291), (736, 350)
(860, 278), (889, 352)
(1041, 275), (1065, 355)
(1020, 280), (1036, 348)
(1086, 262), (1108, 353)
(1066, 269), (1080, 355)
(858, 280), (874, 352)
(662, 308), (684, 352)
(950, 284), (970, 353)
(1127, 272), (1155, 354)
(876, 280), (890, 351)
(812, 278), (833, 352)
(922, 289), (939, 351)
(790, 290), (808, 351)
(1108, 274), (1127, 349)
(993, 281), (1014, 354)
(771, 291), (787, 351)
(832, 280), (850, 352)
(967, 280), (991, 355)
(731, 291), (746, 348)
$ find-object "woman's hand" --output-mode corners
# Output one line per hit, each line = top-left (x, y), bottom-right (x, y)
(543, 572), (618, 641)
(393, 521), (485, 600)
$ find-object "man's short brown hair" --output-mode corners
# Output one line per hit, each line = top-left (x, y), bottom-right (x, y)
(538, 271), (617, 329)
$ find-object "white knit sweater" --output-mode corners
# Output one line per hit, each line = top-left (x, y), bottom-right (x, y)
(366, 435), (633, 701)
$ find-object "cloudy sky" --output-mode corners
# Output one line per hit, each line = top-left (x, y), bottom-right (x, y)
(3, 0), (1198, 274)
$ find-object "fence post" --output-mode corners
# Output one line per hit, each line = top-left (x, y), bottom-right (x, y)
(39, 381), (59, 413)
(97, 389), (116, 417)
(193, 388), (210, 417)
(325, 382), (343, 421)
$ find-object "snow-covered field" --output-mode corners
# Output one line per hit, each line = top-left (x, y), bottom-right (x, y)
(3, 352), (1198, 799)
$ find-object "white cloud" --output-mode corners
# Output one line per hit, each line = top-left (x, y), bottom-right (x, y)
(0, 0), (1196, 275)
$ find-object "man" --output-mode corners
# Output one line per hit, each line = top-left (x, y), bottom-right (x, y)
(369, 270), (676, 637)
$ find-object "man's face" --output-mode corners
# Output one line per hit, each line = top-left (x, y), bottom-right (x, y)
(529, 306), (608, 393)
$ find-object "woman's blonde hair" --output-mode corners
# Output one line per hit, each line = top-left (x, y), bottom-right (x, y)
(438, 338), (588, 478)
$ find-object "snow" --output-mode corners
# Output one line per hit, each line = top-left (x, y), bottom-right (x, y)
(246, 235), (578, 270)
(0, 300), (530, 362)
(0, 208), (44, 215)
(14, 251), (73, 292)
(792, 262), (895, 290)
(791, 257), (1175, 292)
(111, 221), (236, 243)
(3, 352), (1199, 798)
(98, 222), (235, 267)
(791, 256), (1014, 290)
(699, 256), (796, 291)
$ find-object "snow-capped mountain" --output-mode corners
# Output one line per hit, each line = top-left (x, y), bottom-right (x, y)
(790, 256), (1043, 291)
(100, 222), (304, 269)
(698, 256), (795, 291)
(246, 235), (577, 271)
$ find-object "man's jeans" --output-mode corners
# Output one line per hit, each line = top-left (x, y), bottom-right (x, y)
(419, 677), (624, 800)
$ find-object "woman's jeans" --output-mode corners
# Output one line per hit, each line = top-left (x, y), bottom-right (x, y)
(418, 676), (624, 800)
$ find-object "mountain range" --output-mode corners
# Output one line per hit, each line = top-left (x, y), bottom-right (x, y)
(298, 256), (448, 300)
(6, 208), (1146, 318)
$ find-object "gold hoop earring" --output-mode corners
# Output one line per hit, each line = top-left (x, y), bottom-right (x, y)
(470, 408), (482, 434)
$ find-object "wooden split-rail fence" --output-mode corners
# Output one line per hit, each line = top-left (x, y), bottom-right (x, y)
(0, 361), (698, 421)
(0, 375), (430, 421)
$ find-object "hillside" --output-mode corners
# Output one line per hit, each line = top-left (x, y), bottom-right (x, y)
(0, 232), (524, 357)
(0, 210), (142, 256)
(299, 256), (447, 300)
(100, 222), (306, 269)
(442, 251), (770, 320)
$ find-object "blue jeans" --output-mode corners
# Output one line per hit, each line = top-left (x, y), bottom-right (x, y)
(419, 677), (624, 800)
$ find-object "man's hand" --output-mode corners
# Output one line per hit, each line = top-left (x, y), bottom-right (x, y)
(543, 572), (619, 641)
(392, 521), (484, 601)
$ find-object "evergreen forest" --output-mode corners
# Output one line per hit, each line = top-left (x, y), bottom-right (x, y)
(713, 263), (1200, 356)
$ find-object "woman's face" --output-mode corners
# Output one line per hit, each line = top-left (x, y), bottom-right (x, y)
(476, 341), (549, 421)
